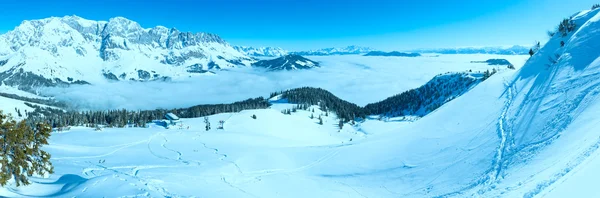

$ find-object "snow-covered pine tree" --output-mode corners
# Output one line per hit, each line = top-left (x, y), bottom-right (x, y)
(0, 111), (54, 186)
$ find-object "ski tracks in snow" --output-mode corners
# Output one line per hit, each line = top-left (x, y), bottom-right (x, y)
(487, 80), (516, 186)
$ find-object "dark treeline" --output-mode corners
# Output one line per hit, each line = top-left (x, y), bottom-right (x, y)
(25, 97), (270, 128)
(271, 87), (366, 121)
(24, 71), (494, 128)
(0, 92), (67, 108)
(273, 71), (493, 121)
(364, 72), (483, 117)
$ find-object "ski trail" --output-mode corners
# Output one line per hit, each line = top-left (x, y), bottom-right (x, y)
(433, 80), (518, 197)
(52, 139), (147, 160)
(198, 139), (243, 174)
(221, 176), (260, 198)
(160, 134), (183, 161)
(147, 132), (201, 166)
(486, 80), (514, 185)
(84, 162), (179, 198)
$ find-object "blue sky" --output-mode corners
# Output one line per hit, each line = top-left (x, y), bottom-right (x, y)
(0, 0), (597, 51)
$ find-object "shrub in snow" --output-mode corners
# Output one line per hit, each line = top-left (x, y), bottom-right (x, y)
(547, 30), (556, 37)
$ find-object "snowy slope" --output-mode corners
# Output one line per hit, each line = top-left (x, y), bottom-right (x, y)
(0, 16), (252, 88)
(319, 8), (600, 197)
(0, 105), (366, 197)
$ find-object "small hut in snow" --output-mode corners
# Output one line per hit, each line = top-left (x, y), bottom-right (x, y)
(165, 113), (181, 125)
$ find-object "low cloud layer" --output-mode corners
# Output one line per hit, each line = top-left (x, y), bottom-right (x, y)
(42, 55), (522, 111)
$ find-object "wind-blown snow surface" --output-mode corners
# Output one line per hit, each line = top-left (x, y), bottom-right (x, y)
(42, 54), (528, 110)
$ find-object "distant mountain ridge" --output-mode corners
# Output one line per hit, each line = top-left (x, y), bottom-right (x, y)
(236, 45), (530, 57)
(412, 45), (530, 55)
(291, 45), (375, 56)
(233, 46), (288, 57)
(364, 51), (421, 57)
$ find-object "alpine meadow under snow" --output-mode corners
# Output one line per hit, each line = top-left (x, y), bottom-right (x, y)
(1, 4), (600, 198)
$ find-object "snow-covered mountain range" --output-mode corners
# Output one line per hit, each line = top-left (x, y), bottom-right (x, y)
(233, 46), (288, 57)
(0, 15), (252, 90)
(412, 45), (530, 55)
(363, 51), (421, 57)
(291, 45), (375, 56)
(235, 45), (531, 57)
(234, 45), (375, 57)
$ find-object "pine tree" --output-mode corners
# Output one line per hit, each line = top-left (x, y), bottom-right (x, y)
(251, 114), (257, 119)
(338, 120), (344, 130)
(0, 111), (54, 186)
(310, 114), (314, 119)
(204, 117), (211, 131)
(318, 115), (323, 125)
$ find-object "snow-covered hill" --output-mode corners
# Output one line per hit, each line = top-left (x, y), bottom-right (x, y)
(0, 16), (252, 90)
(413, 45), (530, 55)
(233, 46), (288, 57)
(252, 54), (319, 71)
(291, 45), (374, 56)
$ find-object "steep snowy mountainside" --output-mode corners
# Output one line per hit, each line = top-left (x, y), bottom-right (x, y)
(0, 15), (252, 89)
(291, 45), (374, 56)
(234, 46), (288, 57)
(268, 7), (600, 198)
(252, 54), (319, 71)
